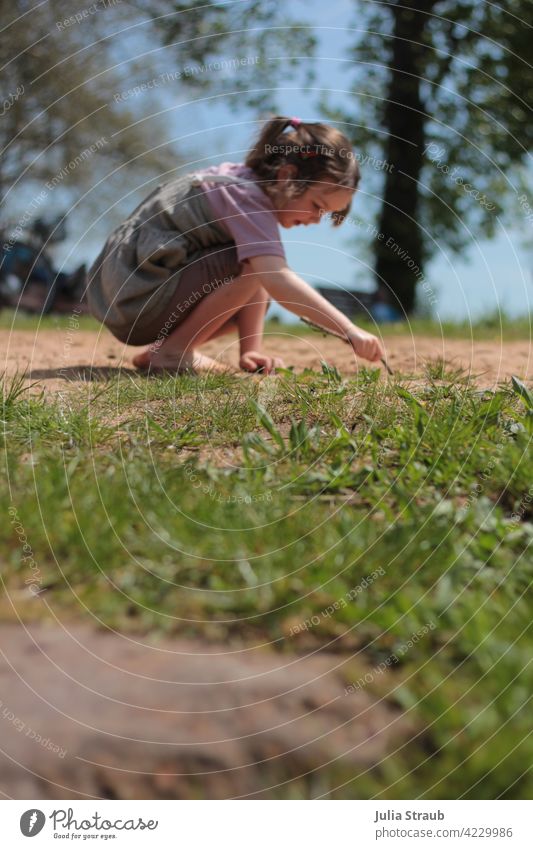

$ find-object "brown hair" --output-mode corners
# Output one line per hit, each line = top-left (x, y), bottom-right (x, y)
(245, 115), (360, 226)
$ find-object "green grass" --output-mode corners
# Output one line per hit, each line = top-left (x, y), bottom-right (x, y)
(1, 364), (532, 799)
(355, 310), (532, 340)
(0, 308), (101, 332)
(1, 307), (531, 339)
(268, 310), (533, 340)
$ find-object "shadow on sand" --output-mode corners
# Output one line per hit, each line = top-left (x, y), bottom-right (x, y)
(27, 365), (143, 382)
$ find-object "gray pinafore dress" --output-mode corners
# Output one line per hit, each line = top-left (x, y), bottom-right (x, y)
(86, 171), (253, 345)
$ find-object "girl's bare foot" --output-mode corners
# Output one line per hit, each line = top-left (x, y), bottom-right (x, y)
(132, 346), (233, 375)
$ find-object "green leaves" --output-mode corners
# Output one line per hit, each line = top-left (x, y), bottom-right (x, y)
(511, 376), (533, 435)
(396, 386), (428, 437)
(145, 417), (202, 448)
(288, 418), (320, 460)
(249, 399), (285, 452)
(320, 360), (343, 384)
(511, 376), (533, 410)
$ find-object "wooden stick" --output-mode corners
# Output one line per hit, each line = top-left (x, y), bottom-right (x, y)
(300, 317), (394, 375)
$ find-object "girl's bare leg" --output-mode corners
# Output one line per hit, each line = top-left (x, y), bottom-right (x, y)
(132, 266), (263, 372)
(207, 287), (271, 345)
(204, 316), (237, 340)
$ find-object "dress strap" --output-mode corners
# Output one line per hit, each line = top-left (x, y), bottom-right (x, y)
(189, 172), (254, 188)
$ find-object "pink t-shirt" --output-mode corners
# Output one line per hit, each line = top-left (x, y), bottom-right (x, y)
(197, 162), (286, 263)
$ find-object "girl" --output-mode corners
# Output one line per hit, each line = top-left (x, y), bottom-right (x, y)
(87, 116), (385, 374)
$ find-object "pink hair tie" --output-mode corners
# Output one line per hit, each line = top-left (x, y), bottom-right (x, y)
(289, 117), (302, 128)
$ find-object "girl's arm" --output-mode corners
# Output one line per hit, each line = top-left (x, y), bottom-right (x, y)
(246, 255), (385, 363)
(236, 286), (283, 372)
(236, 286), (269, 356)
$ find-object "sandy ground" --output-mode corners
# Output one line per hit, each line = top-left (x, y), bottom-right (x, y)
(0, 621), (413, 799)
(1, 326), (531, 392)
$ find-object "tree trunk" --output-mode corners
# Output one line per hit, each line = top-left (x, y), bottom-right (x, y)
(375, 0), (434, 315)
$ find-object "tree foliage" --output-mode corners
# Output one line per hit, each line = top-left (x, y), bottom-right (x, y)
(133, 0), (316, 110)
(324, 0), (533, 313)
(0, 0), (179, 225)
(1, 0), (314, 241)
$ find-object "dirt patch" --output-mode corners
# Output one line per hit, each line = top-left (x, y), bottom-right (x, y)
(1, 327), (531, 393)
(0, 622), (413, 799)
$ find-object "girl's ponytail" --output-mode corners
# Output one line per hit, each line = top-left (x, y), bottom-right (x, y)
(245, 115), (360, 226)
(245, 115), (295, 172)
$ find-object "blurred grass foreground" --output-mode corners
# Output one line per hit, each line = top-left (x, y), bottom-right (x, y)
(1, 354), (532, 798)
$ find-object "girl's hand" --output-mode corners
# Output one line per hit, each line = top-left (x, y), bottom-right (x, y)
(347, 328), (385, 363)
(239, 351), (284, 374)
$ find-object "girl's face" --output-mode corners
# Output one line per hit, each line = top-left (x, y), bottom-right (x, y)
(274, 170), (355, 228)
